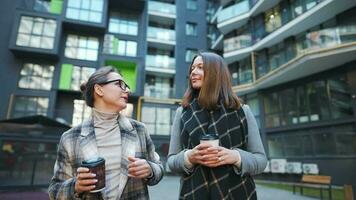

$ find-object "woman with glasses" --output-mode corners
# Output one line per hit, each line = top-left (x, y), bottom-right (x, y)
(49, 66), (163, 200)
(167, 52), (267, 199)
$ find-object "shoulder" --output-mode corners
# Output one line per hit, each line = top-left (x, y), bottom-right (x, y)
(241, 104), (252, 116)
(127, 118), (146, 131)
(60, 123), (83, 142)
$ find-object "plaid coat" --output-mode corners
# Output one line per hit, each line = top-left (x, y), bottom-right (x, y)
(48, 114), (163, 200)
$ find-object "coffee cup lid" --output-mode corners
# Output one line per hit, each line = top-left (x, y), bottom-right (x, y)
(82, 157), (105, 167)
(200, 134), (219, 140)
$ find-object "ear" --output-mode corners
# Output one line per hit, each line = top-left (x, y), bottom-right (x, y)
(94, 84), (104, 97)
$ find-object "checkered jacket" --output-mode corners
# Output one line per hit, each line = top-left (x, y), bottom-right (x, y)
(48, 115), (163, 200)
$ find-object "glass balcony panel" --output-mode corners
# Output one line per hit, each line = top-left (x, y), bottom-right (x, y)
(224, 34), (252, 52)
(218, 0), (250, 23)
(148, 0), (176, 15)
(147, 27), (175, 42)
(146, 55), (175, 69)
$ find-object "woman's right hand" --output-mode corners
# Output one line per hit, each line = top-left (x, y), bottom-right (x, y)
(74, 167), (97, 194)
(187, 143), (219, 166)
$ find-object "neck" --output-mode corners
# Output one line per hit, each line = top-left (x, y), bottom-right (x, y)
(93, 102), (121, 114)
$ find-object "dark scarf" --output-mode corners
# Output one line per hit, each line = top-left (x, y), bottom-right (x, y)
(179, 98), (257, 200)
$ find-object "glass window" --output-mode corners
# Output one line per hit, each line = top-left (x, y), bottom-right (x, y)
(185, 49), (198, 62)
(11, 96), (49, 118)
(72, 99), (91, 126)
(186, 22), (197, 36)
(65, 34), (99, 61)
(141, 105), (177, 135)
(0, 140), (58, 186)
(103, 34), (137, 57)
(16, 16), (57, 49)
(265, 5), (282, 33)
(70, 66), (95, 91)
(186, 0), (197, 10)
(327, 75), (354, 119)
(109, 12), (138, 36)
(18, 63), (54, 90)
(66, 0), (103, 23)
(33, 0), (51, 13)
(279, 88), (298, 126)
(264, 92), (280, 127)
(144, 75), (174, 99)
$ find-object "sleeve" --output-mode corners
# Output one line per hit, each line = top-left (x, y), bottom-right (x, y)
(144, 125), (164, 186)
(167, 107), (194, 175)
(48, 134), (80, 200)
(234, 105), (267, 176)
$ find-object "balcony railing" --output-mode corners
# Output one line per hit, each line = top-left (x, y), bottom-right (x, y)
(144, 86), (175, 99)
(148, 0), (176, 16)
(146, 55), (175, 70)
(217, 0), (250, 23)
(147, 27), (175, 42)
(224, 34), (252, 52)
(297, 25), (356, 55)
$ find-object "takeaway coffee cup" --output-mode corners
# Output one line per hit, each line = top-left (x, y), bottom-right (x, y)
(81, 157), (105, 193)
(200, 134), (219, 147)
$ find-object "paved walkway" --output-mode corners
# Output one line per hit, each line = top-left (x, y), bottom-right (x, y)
(149, 175), (318, 200)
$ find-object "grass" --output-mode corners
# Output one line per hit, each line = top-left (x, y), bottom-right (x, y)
(256, 181), (345, 200)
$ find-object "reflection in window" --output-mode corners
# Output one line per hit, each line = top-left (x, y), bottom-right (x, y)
(186, 22), (197, 36)
(185, 49), (198, 62)
(66, 0), (103, 23)
(327, 75), (353, 119)
(265, 5), (282, 33)
(264, 93), (280, 128)
(18, 63), (54, 90)
(65, 34), (99, 61)
(228, 58), (253, 86)
(11, 96), (49, 118)
(72, 99), (91, 126)
(141, 105), (177, 135)
(109, 12), (138, 36)
(0, 140), (57, 186)
(103, 34), (137, 57)
(71, 66), (95, 91)
(16, 16), (57, 49)
(33, 0), (50, 13)
(144, 75), (174, 99)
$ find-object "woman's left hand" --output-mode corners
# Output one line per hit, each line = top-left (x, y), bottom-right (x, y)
(203, 146), (240, 168)
(128, 156), (152, 179)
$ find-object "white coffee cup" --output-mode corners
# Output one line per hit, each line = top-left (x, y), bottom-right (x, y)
(200, 134), (219, 147)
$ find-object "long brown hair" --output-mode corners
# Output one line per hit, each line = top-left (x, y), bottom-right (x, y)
(182, 52), (241, 110)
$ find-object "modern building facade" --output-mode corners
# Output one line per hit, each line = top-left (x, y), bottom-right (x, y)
(212, 0), (356, 194)
(0, 0), (355, 195)
(0, 0), (208, 188)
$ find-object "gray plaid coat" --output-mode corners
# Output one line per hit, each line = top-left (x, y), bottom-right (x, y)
(48, 115), (163, 200)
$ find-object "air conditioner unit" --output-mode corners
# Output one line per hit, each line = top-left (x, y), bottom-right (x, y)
(302, 163), (319, 174)
(285, 162), (302, 174)
(270, 159), (287, 173)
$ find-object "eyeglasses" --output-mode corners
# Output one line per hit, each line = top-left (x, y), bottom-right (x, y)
(99, 79), (130, 91)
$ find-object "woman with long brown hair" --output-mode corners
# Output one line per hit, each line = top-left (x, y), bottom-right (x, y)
(168, 52), (267, 199)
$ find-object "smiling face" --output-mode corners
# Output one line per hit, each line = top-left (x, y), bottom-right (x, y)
(94, 72), (130, 113)
(190, 56), (204, 90)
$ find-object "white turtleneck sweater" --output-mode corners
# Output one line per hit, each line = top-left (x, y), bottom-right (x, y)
(93, 108), (122, 200)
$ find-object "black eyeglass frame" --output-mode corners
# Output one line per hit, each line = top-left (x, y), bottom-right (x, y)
(99, 79), (130, 91)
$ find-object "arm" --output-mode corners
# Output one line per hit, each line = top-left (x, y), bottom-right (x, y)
(167, 107), (193, 174)
(236, 105), (267, 175)
(144, 125), (164, 186)
(48, 135), (79, 200)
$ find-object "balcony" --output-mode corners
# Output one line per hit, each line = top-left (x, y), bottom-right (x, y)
(148, 0), (176, 19)
(147, 27), (176, 49)
(224, 34), (252, 53)
(218, 0), (279, 34)
(224, 0), (356, 64)
(146, 55), (176, 74)
(144, 86), (175, 99)
(233, 24), (356, 95)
